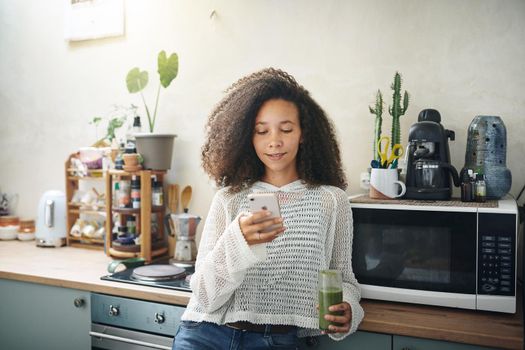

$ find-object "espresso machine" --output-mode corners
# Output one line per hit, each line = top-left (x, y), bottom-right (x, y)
(405, 109), (460, 200)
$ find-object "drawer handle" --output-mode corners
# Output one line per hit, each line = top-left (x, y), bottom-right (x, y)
(89, 331), (171, 350)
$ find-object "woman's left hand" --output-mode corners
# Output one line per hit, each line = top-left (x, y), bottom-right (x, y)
(322, 302), (352, 334)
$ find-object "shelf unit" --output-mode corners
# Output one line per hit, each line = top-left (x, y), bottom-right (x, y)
(105, 169), (168, 263)
(65, 153), (106, 250)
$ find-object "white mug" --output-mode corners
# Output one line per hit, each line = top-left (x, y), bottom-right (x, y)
(369, 168), (406, 199)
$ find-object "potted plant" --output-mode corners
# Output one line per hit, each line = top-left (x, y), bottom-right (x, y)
(368, 71), (410, 166)
(86, 104), (136, 166)
(90, 104), (137, 148)
(126, 50), (179, 170)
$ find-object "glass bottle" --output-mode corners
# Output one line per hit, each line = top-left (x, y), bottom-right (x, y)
(114, 141), (125, 170)
(475, 173), (487, 203)
(131, 175), (141, 209)
(133, 116), (142, 133)
(461, 171), (473, 202)
(125, 116), (142, 154)
(152, 176), (163, 206)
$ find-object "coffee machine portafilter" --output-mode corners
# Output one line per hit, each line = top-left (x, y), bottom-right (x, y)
(405, 109), (460, 200)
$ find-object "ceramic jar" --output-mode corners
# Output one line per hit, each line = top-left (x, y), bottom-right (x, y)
(461, 115), (511, 199)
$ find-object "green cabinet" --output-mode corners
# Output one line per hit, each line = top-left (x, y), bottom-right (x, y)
(393, 335), (497, 350)
(0, 278), (502, 350)
(299, 332), (498, 350)
(0, 279), (90, 350)
(300, 331), (391, 350)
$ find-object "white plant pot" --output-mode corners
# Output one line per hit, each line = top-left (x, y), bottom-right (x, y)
(135, 133), (177, 170)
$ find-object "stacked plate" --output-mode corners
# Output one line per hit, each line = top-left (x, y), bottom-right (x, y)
(0, 217), (36, 241)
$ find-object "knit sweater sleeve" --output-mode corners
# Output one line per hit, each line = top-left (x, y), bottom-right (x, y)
(189, 190), (267, 313)
(327, 189), (364, 340)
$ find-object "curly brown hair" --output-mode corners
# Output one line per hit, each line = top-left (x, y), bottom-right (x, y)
(201, 68), (347, 192)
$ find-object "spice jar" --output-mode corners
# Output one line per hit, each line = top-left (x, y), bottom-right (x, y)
(131, 175), (141, 209)
(126, 216), (136, 235)
(117, 180), (131, 208)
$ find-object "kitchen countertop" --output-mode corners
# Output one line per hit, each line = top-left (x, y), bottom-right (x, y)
(0, 241), (522, 349)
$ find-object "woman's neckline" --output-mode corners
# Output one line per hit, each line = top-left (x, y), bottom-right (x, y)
(253, 179), (305, 192)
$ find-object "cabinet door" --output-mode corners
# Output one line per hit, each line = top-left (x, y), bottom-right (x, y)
(0, 279), (91, 350)
(300, 331), (391, 350)
(393, 335), (497, 350)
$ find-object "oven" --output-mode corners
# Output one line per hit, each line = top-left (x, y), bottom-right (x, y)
(93, 264), (193, 349)
(90, 293), (186, 350)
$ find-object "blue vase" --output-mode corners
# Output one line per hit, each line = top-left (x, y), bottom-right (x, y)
(461, 115), (512, 199)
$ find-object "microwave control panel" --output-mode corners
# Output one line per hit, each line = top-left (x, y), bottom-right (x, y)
(477, 213), (516, 296)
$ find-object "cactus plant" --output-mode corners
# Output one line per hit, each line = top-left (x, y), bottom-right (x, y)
(388, 72), (409, 149)
(368, 90), (384, 162)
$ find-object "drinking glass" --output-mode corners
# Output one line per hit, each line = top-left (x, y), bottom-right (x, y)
(318, 269), (343, 330)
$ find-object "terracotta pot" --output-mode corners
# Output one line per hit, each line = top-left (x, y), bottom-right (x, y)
(122, 153), (139, 167)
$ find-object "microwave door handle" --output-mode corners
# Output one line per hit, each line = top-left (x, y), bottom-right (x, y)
(45, 199), (54, 228)
(89, 331), (171, 350)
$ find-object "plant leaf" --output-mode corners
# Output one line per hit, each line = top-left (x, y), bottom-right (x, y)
(126, 67), (149, 93)
(107, 117), (126, 141)
(158, 51), (179, 88)
(90, 117), (102, 125)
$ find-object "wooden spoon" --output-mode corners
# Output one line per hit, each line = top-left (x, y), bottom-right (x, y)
(181, 186), (192, 213)
(168, 184), (179, 213)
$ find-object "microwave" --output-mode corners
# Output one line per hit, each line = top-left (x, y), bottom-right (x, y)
(350, 197), (518, 313)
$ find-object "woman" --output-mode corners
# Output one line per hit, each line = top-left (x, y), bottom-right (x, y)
(173, 68), (363, 350)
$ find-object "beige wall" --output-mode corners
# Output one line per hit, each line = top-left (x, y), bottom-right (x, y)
(1, 1), (524, 229)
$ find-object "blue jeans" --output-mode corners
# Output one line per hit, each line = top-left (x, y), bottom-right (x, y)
(173, 321), (299, 350)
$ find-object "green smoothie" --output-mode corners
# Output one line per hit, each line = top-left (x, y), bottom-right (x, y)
(318, 287), (343, 330)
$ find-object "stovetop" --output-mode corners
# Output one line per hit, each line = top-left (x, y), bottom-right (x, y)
(101, 265), (194, 292)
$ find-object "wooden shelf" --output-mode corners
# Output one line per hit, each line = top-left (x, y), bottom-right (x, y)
(69, 209), (106, 215)
(112, 206), (164, 214)
(109, 169), (166, 177)
(108, 246), (168, 259)
(68, 202), (105, 209)
(68, 236), (105, 250)
(68, 236), (105, 245)
(65, 152), (106, 251)
(105, 170), (168, 263)
(66, 168), (104, 178)
(67, 175), (103, 181)
(112, 207), (141, 214)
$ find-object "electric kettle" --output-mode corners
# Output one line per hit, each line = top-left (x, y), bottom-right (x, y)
(35, 190), (67, 247)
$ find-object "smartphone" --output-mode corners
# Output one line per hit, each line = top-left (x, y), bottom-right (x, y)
(247, 193), (282, 233)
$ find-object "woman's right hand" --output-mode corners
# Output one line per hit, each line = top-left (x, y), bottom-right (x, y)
(239, 211), (285, 245)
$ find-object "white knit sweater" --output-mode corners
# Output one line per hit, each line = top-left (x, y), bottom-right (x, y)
(181, 180), (363, 340)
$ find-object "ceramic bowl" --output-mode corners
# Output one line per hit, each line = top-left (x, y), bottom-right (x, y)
(17, 232), (35, 241)
(0, 225), (19, 240)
